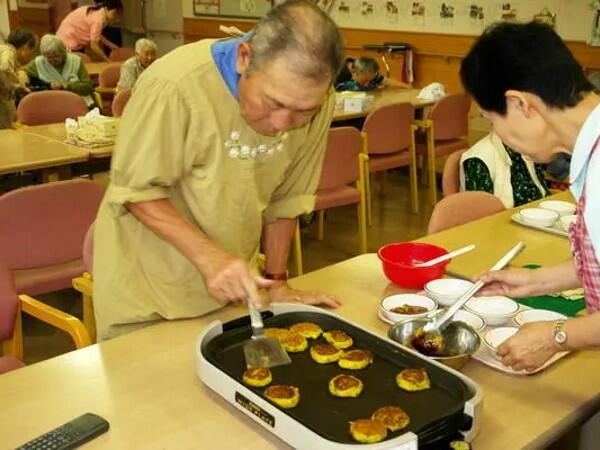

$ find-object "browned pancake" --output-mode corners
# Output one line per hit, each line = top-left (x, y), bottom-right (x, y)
(372, 406), (411, 432)
(243, 368), (271, 381)
(312, 344), (340, 355)
(333, 375), (361, 390)
(264, 385), (296, 399)
(341, 349), (373, 361)
(289, 322), (323, 339)
(349, 419), (388, 443)
(400, 368), (427, 383)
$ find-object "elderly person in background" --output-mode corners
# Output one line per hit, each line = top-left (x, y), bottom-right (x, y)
(116, 38), (157, 91)
(0, 29), (37, 92)
(335, 56), (409, 91)
(24, 34), (94, 106)
(94, 0), (343, 340)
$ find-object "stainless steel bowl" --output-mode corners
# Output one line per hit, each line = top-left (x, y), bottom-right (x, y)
(388, 317), (481, 370)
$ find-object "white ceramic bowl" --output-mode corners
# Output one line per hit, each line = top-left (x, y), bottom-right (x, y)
(484, 327), (519, 361)
(519, 208), (559, 228)
(425, 278), (475, 307)
(559, 214), (577, 232)
(514, 309), (567, 327)
(451, 309), (486, 332)
(465, 296), (520, 326)
(380, 294), (437, 323)
(539, 200), (576, 217)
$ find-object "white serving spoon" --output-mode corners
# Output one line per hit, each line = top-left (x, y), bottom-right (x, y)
(414, 244), (476, 268)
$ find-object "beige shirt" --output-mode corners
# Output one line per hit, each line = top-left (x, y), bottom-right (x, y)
(0, 43), (19, 89)
(94, 39), (334, 340)
(116, 56), (144, 91)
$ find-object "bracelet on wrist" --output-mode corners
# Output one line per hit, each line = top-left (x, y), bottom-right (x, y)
(263, 271), (288, 281)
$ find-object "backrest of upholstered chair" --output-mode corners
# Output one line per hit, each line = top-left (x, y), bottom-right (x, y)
(0, 260), (18, 342)
(362, 102), (415, 154)
(429, 93), (471, 140)
(99, 64), (122, 88)
(73, 51), (92, 63)
(427, 191), (505, 235)
(317, 127), (362, 190)
(109, 48), (135, 62)
(0, 180), (105, 270)
(83, 222), (95, 274)
(17, 91), (88, 125)
(111, 88), (132, 117)
(442, 149), (467, 197)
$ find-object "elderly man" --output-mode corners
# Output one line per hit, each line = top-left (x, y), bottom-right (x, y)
(116, 38), (157, 91)
(93, 0), (344, 340)
(0, 28), (37, 92)
(24, 34), (94, 106)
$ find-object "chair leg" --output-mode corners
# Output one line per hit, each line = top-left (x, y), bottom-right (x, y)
(409, 125), (419, 214)
(357, 157), (369, 254)
(82, 292), (96, 343)
(293, 224), (304, 276)
(3, 306), (23, 360)
(427, 127), (438, 205)
(316, 210), (325, 241)
(365, 170), (373, 227)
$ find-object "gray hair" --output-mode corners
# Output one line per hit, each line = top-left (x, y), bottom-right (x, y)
(589, 72), (600, 94)
(39, 34), (66, 57)
(354, 57), (379, 75)
(247, 0), (343, 82)
(135, 38), (157, 54)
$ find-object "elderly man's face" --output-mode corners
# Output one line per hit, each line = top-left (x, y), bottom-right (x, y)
(137, 49), (156, 68)
(236, 43), (330, 136)
(352, 70), (376, 87)
(46, 52), (66, 68)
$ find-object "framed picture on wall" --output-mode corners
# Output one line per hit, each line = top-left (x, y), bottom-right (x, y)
(194, 0), (275, 18)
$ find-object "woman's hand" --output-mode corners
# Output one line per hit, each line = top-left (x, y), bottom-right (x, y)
(478, 268), (547, 297)
(496, 321), (559, 371)
(267, 281), (342, 308)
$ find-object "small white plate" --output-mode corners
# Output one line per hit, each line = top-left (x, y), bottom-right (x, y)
(514, 309), (567, 327)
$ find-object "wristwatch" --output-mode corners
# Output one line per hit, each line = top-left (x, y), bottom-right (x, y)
(553, 320), (568, 349)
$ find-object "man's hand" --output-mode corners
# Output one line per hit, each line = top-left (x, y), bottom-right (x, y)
(202, 248), (273, 305)
(267, 281), (342, 308)
(496, 321), (559, 371)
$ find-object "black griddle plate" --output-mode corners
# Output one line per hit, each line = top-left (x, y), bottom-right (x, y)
(202, 311), (474, 447)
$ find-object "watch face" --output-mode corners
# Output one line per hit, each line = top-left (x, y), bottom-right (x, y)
(555, 330), (567, 344)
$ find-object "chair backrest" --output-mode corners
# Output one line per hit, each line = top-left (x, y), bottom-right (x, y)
(111, 88), (132, 117)
(72, 51), (92, 63)
(427, 191), (505, 235)
(442, 149), (467, 197)
(0, 260), (18, 342)
(109, 47), (135, 62)
(429, 93), (471, 140)
(0, 180), (105, 270)
(99, 64), (122, 88)
(17, 91), (88, 125)
(83, 222), (95, 274)
(362, 102), (415, 154)
(318, 127), (362, 190)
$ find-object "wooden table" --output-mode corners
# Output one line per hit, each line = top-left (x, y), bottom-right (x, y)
(2, 192), (599, 449)
(0, 129), (88, 176)
(332, 87), (434, 122)
(21, 124), (115, 159)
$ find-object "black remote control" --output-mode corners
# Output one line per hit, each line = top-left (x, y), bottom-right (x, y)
(16, 413), (109, 450)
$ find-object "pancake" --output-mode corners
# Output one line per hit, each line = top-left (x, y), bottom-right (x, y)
(338, 349), (374, 370)
(289, 322), (323, 339)
(323, 330), (353, 349)
(450, 441), (471, 450)
(264, 327), (294, 341)
(328, 374), (363, 398)
(280, 332), (308, 353)
(264, 385), (300, 409)
(349, 419), (388, 444)
(396, 368), (431, 392)
(242, 368), (272, 388)
(310, 343), (343, 364)
(371, 406), (410, 432)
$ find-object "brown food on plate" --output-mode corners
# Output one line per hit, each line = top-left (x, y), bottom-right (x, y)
(323, 330), (353, 349)
(310, 343), (343, 364)
(264, 385), (300, 409)
(242, 368), (272, 387)
(371, 406), (411, 432)
(396, 368), (431, 392)
(289, 322), (323, 339)
(338, 349), (374, 370)
(390, 304), (429, 315)
(280, 332), (308, 352)
(329, 374), (363, 397)
(349, 418), (388, 443)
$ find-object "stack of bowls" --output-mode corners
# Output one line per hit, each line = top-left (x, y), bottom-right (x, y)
(465, 296), (519, 326)
(539, 200), (576, 217)
(424, 278), (475, 307)
(519, 208), (559, 228)
(514, 309), (567, 327)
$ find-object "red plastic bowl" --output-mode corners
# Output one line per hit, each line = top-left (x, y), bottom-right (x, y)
(378, 242), (450, 289)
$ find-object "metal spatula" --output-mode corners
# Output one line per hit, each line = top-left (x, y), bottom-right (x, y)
(243, 300), (291, 369)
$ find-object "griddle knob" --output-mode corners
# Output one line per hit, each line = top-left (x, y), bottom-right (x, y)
(459, 413), (473, 432)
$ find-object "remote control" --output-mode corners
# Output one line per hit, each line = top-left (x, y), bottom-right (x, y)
(16, 413), (109, 450)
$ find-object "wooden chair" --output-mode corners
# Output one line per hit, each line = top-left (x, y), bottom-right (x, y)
(293, 127), (368, 275)
(72, 223), (95, 342)
(416, 93), (471, 205)
(361, 102), (419, 225)
(111, 88), (132, 117)
(109, 47), (135, 62)
(427, 191), (505, 235)
(17, 91), (88, 125)
(442, 149), (467, 197)
(0, 259), (90, 375)
(72, 51), (92, 63)
(96, 63), (122, 114)
(0, 180), (104, 341)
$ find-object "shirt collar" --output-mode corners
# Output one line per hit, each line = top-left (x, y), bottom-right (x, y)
(210, 34), (250, 100)
(570, 101), (600, 186)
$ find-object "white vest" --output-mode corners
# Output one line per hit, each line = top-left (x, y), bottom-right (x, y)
(459, 132), (545, 208)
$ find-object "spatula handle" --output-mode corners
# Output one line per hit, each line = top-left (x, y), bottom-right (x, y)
(248, 301), (264, 336)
